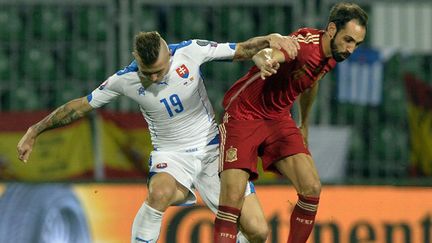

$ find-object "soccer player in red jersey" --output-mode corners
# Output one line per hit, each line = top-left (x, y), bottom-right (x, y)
(214, 2), (368, 243)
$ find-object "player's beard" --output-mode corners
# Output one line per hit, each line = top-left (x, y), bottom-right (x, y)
(330, 35), (351, 62)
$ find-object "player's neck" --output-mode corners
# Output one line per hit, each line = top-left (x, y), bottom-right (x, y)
(321, 32), (333, 58)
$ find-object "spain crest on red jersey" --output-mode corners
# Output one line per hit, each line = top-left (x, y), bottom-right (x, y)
(176, 64), (189, 78)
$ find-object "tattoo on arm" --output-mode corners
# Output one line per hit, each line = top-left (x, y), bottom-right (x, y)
(33, 104), (85, 135)
(235, 37), (270, 60)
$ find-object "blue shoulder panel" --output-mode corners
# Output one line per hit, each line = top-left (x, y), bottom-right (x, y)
(86, 93), (93, 102)
(168, 40), (192, 55)
(116, 60), (138, 76)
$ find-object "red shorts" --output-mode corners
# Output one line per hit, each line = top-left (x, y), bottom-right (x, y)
(219, 114), (310, 180)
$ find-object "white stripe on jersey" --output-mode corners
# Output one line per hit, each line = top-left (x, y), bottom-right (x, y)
(88, 40), (236, 151)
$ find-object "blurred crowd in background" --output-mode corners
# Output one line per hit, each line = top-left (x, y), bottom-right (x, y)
(0, 0), (431, 184)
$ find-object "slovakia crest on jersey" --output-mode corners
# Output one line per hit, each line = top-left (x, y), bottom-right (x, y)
(176, 64), (189, 78)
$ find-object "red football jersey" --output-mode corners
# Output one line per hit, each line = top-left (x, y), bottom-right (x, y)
(223, 28), (337, 120)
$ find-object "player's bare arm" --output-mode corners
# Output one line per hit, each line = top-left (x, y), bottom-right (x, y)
(17, 97), (93, 162)
(234, 33), (299, 61)
(252, 47), (290, 79)
(298, 83), (319, 147)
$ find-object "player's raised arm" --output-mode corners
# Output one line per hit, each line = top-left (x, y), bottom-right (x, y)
(234, 33), (299, 61)
(17, 97), (93, 163)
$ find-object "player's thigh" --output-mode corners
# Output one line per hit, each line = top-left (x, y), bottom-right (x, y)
(194, 171), (220, 213)
(261, 119), (310, 172)
(275, 153), (321, 196)
(195, 159), (255, 214)
(239, 193), (268, 236)
(148, 172), (189, 205)
(195, 162), (250, 213)
(219, 168), (250, 204)
(148, 150), (199, 205)
(219, 119), (266, 179)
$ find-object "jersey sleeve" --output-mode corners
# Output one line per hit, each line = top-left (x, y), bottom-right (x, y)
(170, 40), (237, 65)
(87, 73), (124, 108)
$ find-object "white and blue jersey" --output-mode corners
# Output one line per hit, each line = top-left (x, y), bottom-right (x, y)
(88, 39), (237, 152)
(87, 40), (255, 214)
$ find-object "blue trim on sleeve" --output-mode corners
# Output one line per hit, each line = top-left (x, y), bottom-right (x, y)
(229, 43), (236, 50)
(169, 40), (193, 55)
(116, 60), (138, 75)
(86, 94), (93, 102)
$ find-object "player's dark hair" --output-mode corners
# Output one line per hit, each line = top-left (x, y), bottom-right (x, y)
(328, 2), (368, 31)
(134, 31), (161, 65)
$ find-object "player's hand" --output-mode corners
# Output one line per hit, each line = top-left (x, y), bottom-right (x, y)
(268, 33), (300, 60)
(299, 125), (309, 148)
(17, 129), (37, 163)
(252, 49), (280, 80)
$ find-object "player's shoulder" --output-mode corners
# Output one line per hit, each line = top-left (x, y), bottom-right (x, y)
(169, 40), (193, 56)
(292, 27), (323, 36)
(169, 39), (222, 56)
(291, 27), (323, 45)
(116, 60), (138, 76)
(105, 61), (140, 86)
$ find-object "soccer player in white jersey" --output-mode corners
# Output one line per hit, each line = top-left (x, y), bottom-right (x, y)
(17, 31), (299, 243)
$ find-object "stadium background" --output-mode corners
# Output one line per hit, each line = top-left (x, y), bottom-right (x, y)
(0, 0), (431, 242)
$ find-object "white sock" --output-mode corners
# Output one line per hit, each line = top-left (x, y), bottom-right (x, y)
(131, 202), (164, 243)
(237, 231), (250, 243)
